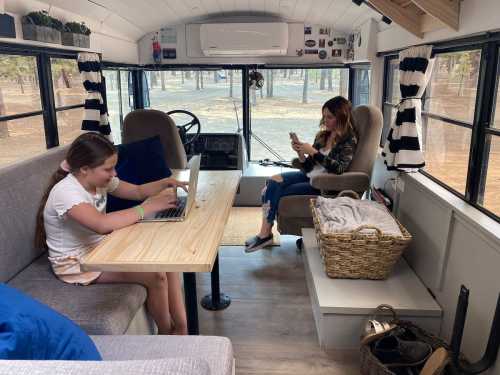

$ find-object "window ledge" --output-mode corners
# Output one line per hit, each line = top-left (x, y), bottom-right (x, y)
(402, 172), (500, 249)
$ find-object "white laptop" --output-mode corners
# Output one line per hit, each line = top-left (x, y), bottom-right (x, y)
(141, 155), (201, 222)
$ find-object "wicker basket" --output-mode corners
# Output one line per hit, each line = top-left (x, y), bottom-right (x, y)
(360, 320), (452, 375)
(310, 193), (412, 280)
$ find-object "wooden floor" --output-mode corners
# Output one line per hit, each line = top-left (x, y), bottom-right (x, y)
(196, 235), (360, 375)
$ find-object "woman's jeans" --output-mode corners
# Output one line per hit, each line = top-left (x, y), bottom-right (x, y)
(261, 171), (320, 224)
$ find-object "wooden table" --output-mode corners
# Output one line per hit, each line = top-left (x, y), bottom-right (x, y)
(82, 169), (242, 334)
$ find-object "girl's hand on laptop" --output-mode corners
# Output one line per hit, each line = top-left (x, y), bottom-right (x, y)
(144, 189), (178, 211)
(163, 177), (189, 192)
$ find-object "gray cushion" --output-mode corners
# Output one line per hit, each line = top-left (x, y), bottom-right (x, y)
(0, 358), (210, 375)
(8, 255), (147, 335)
(92, 335), (233, 375)
(0, 146), (67, 282)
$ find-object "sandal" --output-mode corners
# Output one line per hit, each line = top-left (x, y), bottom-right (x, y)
(420, 347), (449, 375)
(361, 304), (398, 345)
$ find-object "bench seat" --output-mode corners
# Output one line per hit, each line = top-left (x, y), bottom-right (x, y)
(8, 255), (147, 335)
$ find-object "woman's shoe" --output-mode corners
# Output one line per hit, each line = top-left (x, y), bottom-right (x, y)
(372, 334), (432, 368)
(420, 347), (448, 375)
(245, 234), (273, 253)
(361, 319), (397, 345)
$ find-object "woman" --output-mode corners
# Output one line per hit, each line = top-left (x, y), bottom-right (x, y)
(35, 132), (188, 334)
(245, 96), (358, 253)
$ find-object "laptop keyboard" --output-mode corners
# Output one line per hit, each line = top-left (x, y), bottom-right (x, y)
(156, 196), (188, 219)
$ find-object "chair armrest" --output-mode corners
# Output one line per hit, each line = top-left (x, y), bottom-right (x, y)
(310, 172), (370, 193)
(1, 358), (210, 375)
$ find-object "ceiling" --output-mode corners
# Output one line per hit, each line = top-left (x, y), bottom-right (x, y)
(7, 0), (384, 41)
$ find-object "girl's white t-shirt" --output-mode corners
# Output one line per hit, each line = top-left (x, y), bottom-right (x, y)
(43, 173), (120, 285)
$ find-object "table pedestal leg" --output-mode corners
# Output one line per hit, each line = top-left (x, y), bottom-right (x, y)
(201, 254), (231, 311)
(183, 272), (199, 335)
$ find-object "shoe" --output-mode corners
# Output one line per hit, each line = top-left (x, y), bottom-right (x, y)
(245, 234), (273, 253)
(361, 319), (397, 345)
(420, 347), (448, 375)
(372, 334), (432, 368)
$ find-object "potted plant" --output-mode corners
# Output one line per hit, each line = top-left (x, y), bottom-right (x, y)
(21, 10), (62, 44)
(62, 21), (91, 48)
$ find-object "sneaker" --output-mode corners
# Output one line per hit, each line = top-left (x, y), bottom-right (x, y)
(245, 234), (273, 253)
(372, 334), (432, 368)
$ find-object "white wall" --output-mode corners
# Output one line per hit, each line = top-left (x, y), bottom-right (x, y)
(1, 0), (139, 64)
(377, 0), (500, 53)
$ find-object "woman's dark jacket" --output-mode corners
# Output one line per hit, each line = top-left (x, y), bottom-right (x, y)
(301, 133), (358, 175)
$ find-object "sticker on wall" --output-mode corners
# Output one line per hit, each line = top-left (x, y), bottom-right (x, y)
(335, 37), (347, 45)
(318, 50), (328, 60)
(319, 26), (330, 35)
(328, 40), (334, 47)
(304, 26), (312, 34)
(305, 39), (316, 47)
(162, 48), (177, 59)
(305, 49), (318, 55)
(318, 39), (325, 48)
(160, 27), (177, 44)
(332, 49), (342, 57)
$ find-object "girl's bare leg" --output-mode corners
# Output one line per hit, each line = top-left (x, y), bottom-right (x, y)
(166, 272), (188, 335)
(95, 272), (172, 334)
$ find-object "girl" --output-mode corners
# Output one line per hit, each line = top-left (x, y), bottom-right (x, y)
(35, 132), (188, 335)
(245, 96), (358, 253)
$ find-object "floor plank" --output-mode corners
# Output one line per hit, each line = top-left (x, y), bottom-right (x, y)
(196, 235), (360, 374)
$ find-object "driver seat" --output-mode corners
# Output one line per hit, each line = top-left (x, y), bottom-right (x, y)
(122, 109), (188, 169)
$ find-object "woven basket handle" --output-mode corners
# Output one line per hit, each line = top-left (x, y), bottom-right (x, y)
(352, 225), (383, 237)
(337, 190), (360, 199)
(370, 304), (398, 323)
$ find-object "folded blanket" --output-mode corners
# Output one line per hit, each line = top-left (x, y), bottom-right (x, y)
(314, 196), (403, 237)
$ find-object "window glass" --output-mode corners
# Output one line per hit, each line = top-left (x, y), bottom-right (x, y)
(149, 70), (243, 133)
(421, 117), (471, 194)
(387, 59), (400, 104)
(424, 50), (481, 123)
(493, 50), (500, 129)
(0, 115), (46, 168)
(382, 104), (397, 145)
(481, 135), (500, 216)
(103, 70), (122, 144)
(57, 108), (84, 146)
(120, 70), (133, 118)
(0, 54), (41, 116)
(352, 68), (371, 107)
(51, 58), (86, 107)
(250, 68), (349, 161)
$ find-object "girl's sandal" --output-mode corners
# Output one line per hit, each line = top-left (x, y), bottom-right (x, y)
(361, 304), (398, 345)
(420, 347), (449, 375)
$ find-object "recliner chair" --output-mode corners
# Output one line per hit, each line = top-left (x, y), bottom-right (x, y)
(122, 109), (188, 169)
(276, 105), (383, 237)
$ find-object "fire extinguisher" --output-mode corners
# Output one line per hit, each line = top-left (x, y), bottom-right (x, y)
(152, 32), (161, 63)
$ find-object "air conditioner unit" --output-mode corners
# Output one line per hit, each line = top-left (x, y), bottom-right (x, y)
(200, 23), (288, 56)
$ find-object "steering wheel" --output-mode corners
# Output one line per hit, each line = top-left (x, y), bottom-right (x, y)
(166, 110), (201, 146)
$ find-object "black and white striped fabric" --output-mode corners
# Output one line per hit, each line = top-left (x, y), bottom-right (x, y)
(77, 52), (111, 137)
(382, 45), (434, 172)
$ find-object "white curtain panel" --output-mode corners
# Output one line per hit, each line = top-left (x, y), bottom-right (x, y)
(382, 45), (435, 172)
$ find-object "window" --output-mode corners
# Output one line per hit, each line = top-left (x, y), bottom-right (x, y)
(0, 53), (45, 167)
(148, 69), (243, 134)
(0, 54), (41, 116)
(421, 50), (481, 195)
(103, 70), (123, 144)
(478, 48), (500, 217)
(352, 67), (371, 107)
(50, 58), (86, 107)
(381, 58), (400, 145)
(250, 68), (349, 161)
(120, 70), (133, 120)
(0, 115), (46, 167)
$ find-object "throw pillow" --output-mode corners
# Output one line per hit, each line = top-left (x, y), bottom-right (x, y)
(0, 283), (102, 360)
(107, 135), (172, 212)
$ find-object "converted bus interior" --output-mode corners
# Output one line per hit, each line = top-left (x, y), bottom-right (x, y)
(0, 0), (499, 374)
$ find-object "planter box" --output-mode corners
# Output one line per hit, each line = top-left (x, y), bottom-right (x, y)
(22, 23), (61, 44)
(62, 32), (90, 48)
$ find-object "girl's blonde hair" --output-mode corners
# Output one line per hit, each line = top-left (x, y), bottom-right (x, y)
(34, 132), (116, 250)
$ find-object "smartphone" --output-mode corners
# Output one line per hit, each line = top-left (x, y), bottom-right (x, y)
(289, 132), (299, 143)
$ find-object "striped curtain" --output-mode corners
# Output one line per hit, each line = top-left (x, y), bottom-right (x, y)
(382, 45), (435, 172)
(77, 52), (111, 137)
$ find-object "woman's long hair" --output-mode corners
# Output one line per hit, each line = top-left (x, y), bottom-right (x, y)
(315, 96), (357, 147)
(34, 132), (116, 250)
